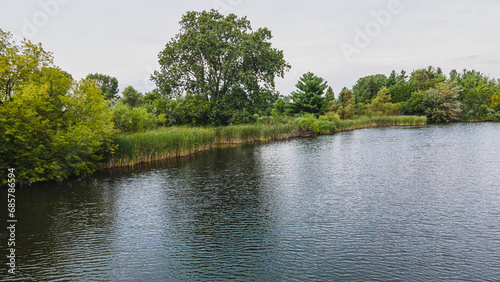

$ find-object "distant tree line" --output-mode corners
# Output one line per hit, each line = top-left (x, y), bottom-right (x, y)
(347, 66), (500, 122)
(108, 10), (500, 134)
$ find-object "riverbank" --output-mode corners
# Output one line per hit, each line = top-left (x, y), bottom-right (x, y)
(106, 115), (426, 168)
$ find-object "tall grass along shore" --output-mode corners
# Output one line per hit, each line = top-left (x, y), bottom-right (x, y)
(107, 115), (426, 167)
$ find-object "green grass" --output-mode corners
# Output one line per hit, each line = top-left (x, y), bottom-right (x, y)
(110, 127), (217, 167)
(107, 115), (426, 167)
(336, 115), (427, 131)
(108, 123), (299, 167)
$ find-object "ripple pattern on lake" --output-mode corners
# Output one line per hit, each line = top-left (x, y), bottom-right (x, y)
(1, 123), (500, 281)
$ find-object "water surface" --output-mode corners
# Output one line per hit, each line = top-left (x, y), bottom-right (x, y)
(1, 123), (500, 281)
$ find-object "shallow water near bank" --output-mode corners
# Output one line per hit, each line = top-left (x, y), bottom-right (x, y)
(1, 123), (500, 281)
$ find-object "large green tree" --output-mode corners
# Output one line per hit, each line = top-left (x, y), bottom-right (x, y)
(324, 86), (335, 103)
(151, 10), (290, 125)
(287, 72), (328, 115)
(422, 82), (462, 122)
(454, 70), (498, 120)
(370, 87), (393, 116)
(336, 87), (355, 119)
(491, 82), (500, 111)
(121, 86), (143, 108)
(352, 74), (388, 104)
(387, 80), (417, 103)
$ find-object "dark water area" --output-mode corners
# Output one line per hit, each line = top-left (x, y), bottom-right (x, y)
(1, 123), (500, 281)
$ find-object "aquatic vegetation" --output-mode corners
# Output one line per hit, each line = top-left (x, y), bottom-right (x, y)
(108, 115), (426, 167)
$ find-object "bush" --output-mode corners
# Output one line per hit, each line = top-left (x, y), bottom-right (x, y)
(422, 82), (462, 122)
(112, 102), (158, 133)
(257, 116), (275, 125)
(1, 78), (116, 184)
(294, 114), (336, 134)
(229, 108), (256, 125)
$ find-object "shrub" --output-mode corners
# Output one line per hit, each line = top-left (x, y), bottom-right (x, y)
(112, 102), (158, 133)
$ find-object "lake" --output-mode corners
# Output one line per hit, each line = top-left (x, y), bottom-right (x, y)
(1, 122), (500, 281)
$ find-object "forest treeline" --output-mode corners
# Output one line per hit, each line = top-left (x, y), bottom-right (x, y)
(111, 65), (500, 134)
(1, 9), (499, 184)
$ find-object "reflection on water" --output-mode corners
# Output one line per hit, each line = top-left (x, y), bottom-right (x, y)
(1, 123), (500, 281)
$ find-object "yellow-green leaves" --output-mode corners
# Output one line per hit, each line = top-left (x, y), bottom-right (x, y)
(492, 92), (500, 109)
(0, 30), (116, 184)
(0, 29), (53, 103)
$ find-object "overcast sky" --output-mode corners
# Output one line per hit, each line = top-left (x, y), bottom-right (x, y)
(2, 0), (499, 96)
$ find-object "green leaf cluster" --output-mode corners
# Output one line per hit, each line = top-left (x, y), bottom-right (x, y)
(0, 29), (116, 184)
(86, 73), (119, 101)
(348, 65), (500, 122)
(353, 74), (388, 104)
(421, 82), (462, 122)
(151, 9), (290, 126)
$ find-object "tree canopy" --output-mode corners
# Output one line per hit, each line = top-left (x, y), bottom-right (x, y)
(86, 73), (119, 100)
(352, 74), (388, 104)
(0, 29), (116, 184)
(1, 29), (53, 103)
(151, 9), (290, 125)
(421, 82), (462, 122)
(121, 86), (143, 108)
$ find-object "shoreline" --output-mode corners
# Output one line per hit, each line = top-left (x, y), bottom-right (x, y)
(105, 116), (427, 169)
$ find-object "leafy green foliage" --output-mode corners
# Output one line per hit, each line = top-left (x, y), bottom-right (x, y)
(409, 66), (446, 92)
(451, 69), (497, 120)
(1, 29), (53, 103)
(402, 83), (461, 123)
(344, 65), (495, 122)
(402, 91), (426, 116)
(352, 74), (388, 104)
(491, 91), (500, 110)
(0, 29), (116, 184)
(461, 82), (495, 120)
(271, 98), (286, 117)
(0, 75), (116, 183)
(387, 80), (417, 103)
(421, 82), (462, 122)
(151, 9), (290, 125)
(112, 102), (163, 133)
(86, 73), (119, 100)
(324, 86), (335, 103)
(370, 87), (393, 116)
(455, 69), (487, 99)
(336, 88), (355, 119)
(121, 86), (143, 108)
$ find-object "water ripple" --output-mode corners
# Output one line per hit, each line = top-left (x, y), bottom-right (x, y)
(1, 123), (499, 281)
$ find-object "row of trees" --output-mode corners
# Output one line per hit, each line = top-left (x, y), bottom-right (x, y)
(110, 64), (500, 135)
(348, 66), (500, 122)
(115, 10), (499, 130)
(273, 66), (500, 123)
(2, 9), (500, 184)
(104, 11), (500, 134)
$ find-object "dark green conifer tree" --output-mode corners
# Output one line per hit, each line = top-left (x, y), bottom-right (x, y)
(287, 72), (328, 115)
